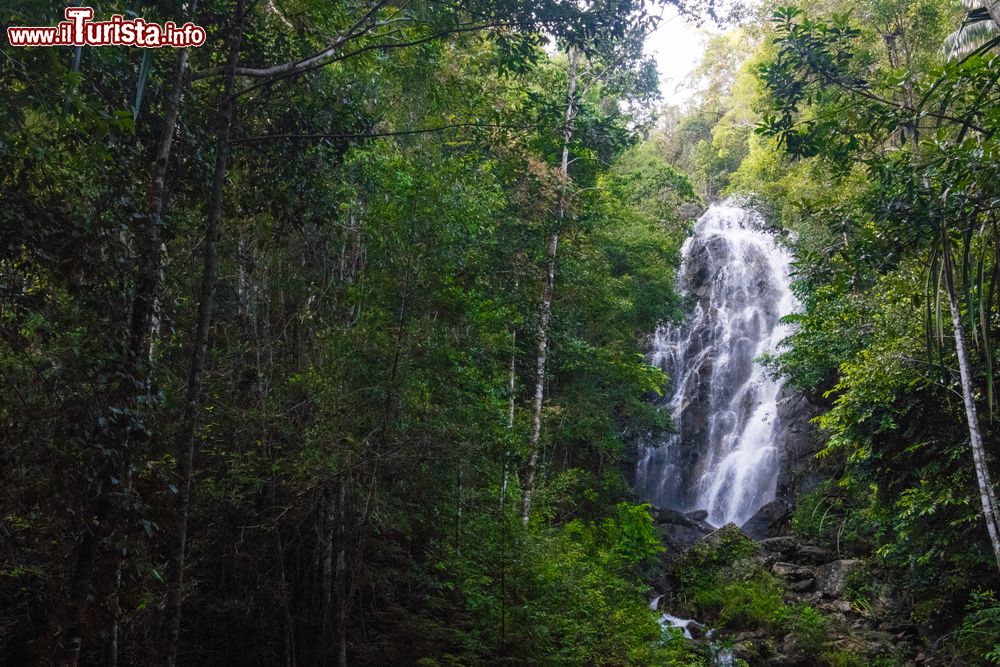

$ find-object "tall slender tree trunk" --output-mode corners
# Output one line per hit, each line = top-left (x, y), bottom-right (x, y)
(500, 329), (517, 509)
(521, 45), (580, 526)
(130, 2), (198, 365)
(940, 213), (1000, 572)
(321, 486), (336, 665)
(58, 475), (112, 665)
(104, 469), (135, 667)
(335, 477), (347, 667)
(163, 1), (247, 662)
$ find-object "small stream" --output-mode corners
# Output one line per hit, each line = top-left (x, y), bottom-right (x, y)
(650, 573), (736, 665)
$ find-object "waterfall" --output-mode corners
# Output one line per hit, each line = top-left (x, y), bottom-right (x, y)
(635, 199), (796, 527)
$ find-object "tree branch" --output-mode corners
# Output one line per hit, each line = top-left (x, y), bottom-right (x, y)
(231, 122), (546, 144)
(191, 0), (391, 81)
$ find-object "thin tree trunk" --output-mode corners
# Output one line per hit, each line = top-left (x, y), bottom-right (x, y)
(274, 526), (297, 667)
(940, 217), (1000, 572)
(335, 477), (347, 667)
(163, 2), (247, 663)
(58, 475), (112, 665)
(129, 2), (198, 365)
(104, 468), (134, 667)
(521, 45), (580, 526)
(106, 551), (121, 667)
(500, 329), (517, 509)
(507, 331), (517, 430)
(321, 487), (336, 665)
(456, 465), (463, 556)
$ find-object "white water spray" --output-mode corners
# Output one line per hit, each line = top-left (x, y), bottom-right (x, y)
(635, 200), (796, 526)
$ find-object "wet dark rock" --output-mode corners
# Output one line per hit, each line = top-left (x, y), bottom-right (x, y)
(773, 389), (824, 505)
(772, 562), (814, 581)
(685, 509), (709, 523)
(788, 578), (816, 593)
(650, 504), (714, 555)
(794, 544), (833, 564)
(686, 620), (707, 640)
(741, 498), (791, 540)
(650, 578), (674, 599)
(760, 535), (799, 554)
(678, 202), (704, 220)
(650, 505), (697, 526)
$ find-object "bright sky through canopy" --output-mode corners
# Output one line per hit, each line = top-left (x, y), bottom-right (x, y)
(645, 4), (719, 105)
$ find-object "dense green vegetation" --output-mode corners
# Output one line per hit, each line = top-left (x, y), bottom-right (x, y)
(6, 0), (1000, 664)
(1, 0), (707, 664)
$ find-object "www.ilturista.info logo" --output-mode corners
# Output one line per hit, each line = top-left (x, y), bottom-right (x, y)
(7, 7), (206, 47)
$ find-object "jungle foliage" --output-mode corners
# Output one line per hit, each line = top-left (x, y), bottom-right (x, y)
(0, 0), (705, 663)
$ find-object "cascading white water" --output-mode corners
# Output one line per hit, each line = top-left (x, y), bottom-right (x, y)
(635, 199), (796, 527)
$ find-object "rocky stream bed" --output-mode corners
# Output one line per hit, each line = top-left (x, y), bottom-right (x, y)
(645, 503), (939, 666)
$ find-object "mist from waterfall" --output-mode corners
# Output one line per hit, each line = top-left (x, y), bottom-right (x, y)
(635, 200), (796, 527)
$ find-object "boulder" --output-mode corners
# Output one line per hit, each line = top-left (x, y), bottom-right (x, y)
(650, 505), (696, 526)
(678, 202), (704, 220)
(863, 630), (895, 656)
(818, 599), (853, 614)
(760, 535), (799, 555)
(650, 504), (714, 555)
(685, 509), (709, 523)
(770, 633), (814, 666)
(657, 523), (711, 555)
(816, 559), (862, 598)
(732, 640), (759, 665)
(686, 620), (707, 640)
(741, 499), (791, 540)
(788, 578), (815, 593)
(650, 505), (714, 531)
(771, 562), (814, 581)
(795, 544), (833, 565)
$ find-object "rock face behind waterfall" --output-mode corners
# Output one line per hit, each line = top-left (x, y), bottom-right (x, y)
(635, 200), (810, 528)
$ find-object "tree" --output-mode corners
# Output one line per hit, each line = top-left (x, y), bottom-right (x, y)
(757, 4), (1000, 571)
(521, 8), (661, 525)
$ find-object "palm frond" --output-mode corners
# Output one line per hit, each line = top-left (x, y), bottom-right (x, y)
(945, 17), (999, 60)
